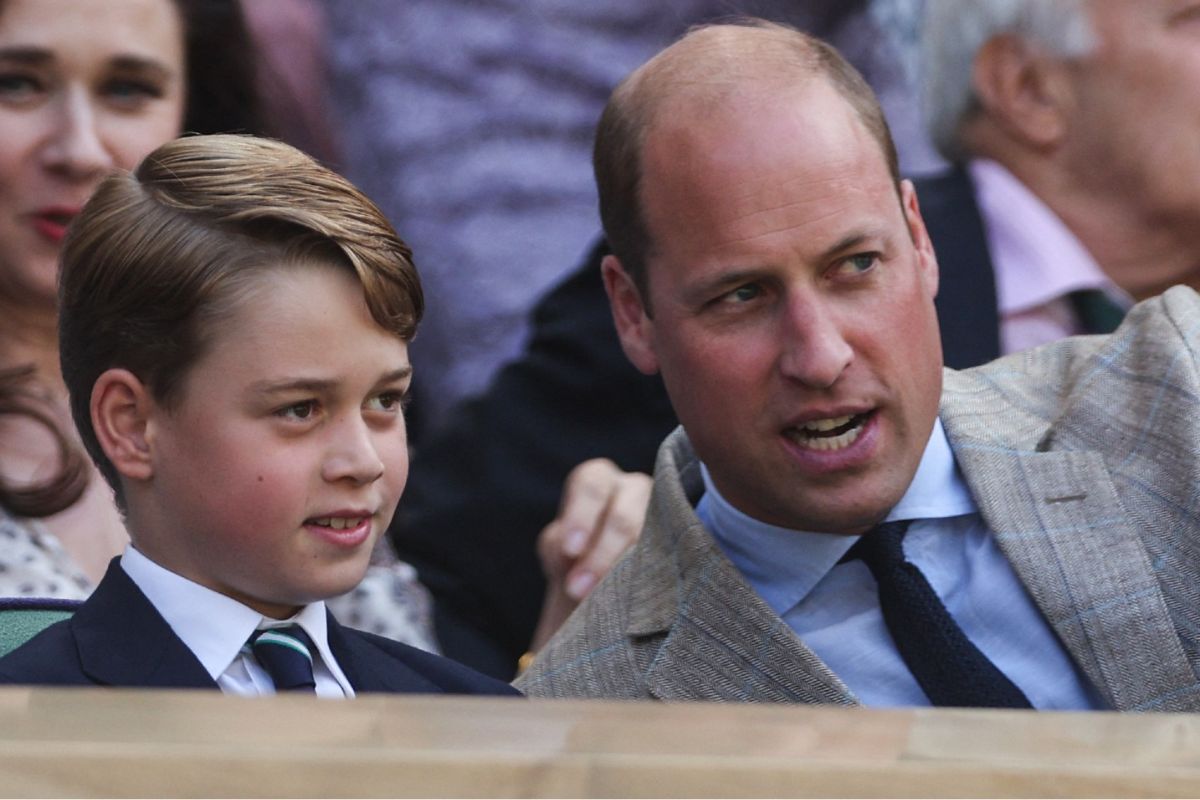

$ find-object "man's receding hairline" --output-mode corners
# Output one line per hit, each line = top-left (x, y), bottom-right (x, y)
(627, 23), (830, 127)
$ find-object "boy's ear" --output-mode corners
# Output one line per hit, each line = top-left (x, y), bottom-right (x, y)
(91, 369), (156, 482)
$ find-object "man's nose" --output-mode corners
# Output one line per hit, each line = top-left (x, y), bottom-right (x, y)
(40, 88), (115, 180)
(777, 295), (854, 389)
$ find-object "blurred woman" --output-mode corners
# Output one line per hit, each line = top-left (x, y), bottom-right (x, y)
(0, 0), (198, 593)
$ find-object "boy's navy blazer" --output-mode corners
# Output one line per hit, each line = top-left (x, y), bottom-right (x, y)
(0, 559), (519, 696)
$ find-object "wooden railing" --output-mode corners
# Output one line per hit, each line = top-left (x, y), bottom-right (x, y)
(1, 687), (1198, 797)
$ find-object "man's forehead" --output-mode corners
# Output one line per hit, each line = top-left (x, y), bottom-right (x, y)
(641, 82), (890, 208)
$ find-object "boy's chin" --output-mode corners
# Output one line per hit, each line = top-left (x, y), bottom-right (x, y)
(249, 572), (373, 619)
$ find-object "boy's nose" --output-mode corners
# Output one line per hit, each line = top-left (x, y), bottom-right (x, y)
(322, 417), (385, 485)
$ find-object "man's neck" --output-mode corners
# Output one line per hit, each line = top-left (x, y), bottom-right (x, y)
(995, 154), (1200, 301)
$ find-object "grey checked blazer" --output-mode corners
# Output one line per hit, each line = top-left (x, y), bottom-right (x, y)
(517, 286), (1200, 710)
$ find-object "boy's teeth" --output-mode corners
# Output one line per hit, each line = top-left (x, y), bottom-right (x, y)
(312, 517), (360, 529)
(800, 415), (854, 433)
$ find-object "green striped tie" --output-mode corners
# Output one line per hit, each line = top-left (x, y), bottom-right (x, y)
(250, 625), (317, 693)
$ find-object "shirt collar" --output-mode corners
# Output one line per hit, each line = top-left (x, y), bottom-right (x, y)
(967, 158), (1131, 315)
(119, 545), (340, 685)
(698, 418), (976, 617)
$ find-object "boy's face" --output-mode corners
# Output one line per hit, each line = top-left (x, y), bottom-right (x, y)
(136, 262), (412, 618)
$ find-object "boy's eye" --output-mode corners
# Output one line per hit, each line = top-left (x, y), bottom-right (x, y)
(365, 391), (406, 413)
(275, 400), (318, 421)
(0, 72), (43, 104)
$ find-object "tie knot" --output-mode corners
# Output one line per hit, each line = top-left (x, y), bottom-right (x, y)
(250, 624), (316, 693)
(841, 519), (910, 569)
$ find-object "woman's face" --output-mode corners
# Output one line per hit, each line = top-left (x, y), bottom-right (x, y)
(0, 0), (185, 310)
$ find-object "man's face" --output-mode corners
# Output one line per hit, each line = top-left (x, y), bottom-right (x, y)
(606, 78), (942, 535)
(1061, 0), (1200, 296)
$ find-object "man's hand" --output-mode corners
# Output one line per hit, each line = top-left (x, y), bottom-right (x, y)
(529, 458), (652, 652)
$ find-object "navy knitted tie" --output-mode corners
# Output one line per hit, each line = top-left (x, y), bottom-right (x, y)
(841, 520), (1033, 708)
(250, 625), (317, 693)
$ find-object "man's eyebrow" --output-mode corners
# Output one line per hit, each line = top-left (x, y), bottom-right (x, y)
(818, 232), (876, 261)
(685, 267), (768, 303)
(249, 367), (413, 395)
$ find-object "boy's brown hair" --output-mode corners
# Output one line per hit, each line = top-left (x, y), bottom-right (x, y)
(58, 134), (423, 507)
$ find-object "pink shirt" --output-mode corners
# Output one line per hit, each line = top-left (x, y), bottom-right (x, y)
(967, 159), (1132, 354)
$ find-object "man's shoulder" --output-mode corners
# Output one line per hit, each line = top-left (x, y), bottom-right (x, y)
(514, 551), (653, 699)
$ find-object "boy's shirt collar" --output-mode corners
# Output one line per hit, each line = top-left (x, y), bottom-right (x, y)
(120, 545), (353, 695)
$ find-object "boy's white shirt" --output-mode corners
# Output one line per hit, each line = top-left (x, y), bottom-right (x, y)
(120, 545), (355, 698)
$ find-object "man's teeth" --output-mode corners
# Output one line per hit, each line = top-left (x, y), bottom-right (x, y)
(800, 414), (854, 433)
(311, 517), (361, 530)
(788, 414), (865, 451)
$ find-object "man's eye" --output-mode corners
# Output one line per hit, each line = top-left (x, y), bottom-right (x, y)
(720, 284), (761, 304)
(840, 253), (880, 275)
(275, 401), (317, 420)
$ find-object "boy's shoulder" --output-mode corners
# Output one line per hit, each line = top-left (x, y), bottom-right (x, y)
(0, 618), (89, 686)
(330, 622), (521, 697)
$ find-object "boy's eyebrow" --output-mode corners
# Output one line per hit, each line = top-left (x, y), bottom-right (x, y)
(0, 47), (53, 65)
(248, 367), (413, 395)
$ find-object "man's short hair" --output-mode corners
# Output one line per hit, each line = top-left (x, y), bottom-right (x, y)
(58, 134), (423, 505)
(922, 0), (1095, 162)
(593, 18), (901, 306)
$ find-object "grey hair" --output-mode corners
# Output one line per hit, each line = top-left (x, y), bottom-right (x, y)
(922, 0), (1095, 161)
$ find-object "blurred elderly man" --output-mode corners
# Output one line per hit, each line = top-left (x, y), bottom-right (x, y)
(517, 19), (1200, 712)
(921, 0), (1200, 361)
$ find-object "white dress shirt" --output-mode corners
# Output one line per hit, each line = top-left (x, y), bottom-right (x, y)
(121, 546), (354, 698)
(697, 419), (1103, 709)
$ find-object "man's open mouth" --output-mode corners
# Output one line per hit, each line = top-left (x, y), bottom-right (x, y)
(784, 412), (870, 451)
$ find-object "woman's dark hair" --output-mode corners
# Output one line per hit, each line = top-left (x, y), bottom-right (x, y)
(176, 0), (265, 137)
(0, 366), (90, 518)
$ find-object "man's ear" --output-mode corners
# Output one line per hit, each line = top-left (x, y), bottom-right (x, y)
(971, 33), (1074, 149)
(601, 254), (660, 375)
(91, 369), (156, 482)
(900, 179), (939, 300)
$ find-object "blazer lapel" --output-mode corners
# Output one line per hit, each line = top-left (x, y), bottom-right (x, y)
(72, 560), (216, 689)
(943, 368), (1196, 711)
(326, 612), (443, 694)
(632, 430), (855, 705)
(918, 167), (1002, 370)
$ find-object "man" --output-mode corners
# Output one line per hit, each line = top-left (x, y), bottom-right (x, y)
(516, 19), (1200, 711)
(384, 2), (921, 679)
(920, 0), (1200, 361)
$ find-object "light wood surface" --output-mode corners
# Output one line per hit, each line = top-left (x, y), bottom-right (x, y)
(1, 687), (1199, 797)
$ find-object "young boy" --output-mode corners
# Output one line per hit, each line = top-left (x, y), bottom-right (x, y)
(0, 135), (516, 697)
